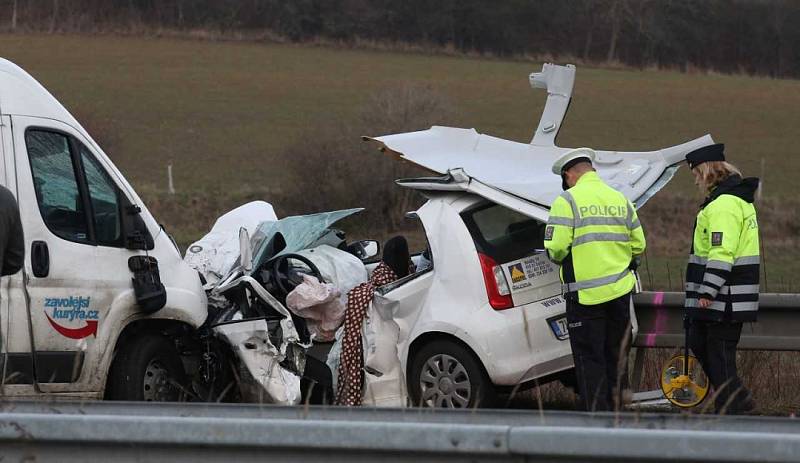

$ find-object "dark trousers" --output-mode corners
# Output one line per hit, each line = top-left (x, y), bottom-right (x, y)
(566, 292), (632, 412)
(688, 320), (753, 414)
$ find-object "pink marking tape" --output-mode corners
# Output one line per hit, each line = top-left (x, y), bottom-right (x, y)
(644, 291), (666, 347)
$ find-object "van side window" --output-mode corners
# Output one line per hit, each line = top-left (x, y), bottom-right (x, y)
(26, 130), (91, 243)
(79, 144), (122, 247)
(461, 203), (546, 264)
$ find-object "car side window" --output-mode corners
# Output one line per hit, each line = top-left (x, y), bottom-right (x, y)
(79, 144), (122, 247)
(405, 216), (433, 273)
(26, 130), (91, 243)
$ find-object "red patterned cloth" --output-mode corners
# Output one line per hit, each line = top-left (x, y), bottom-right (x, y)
(335, 262), (398, 406)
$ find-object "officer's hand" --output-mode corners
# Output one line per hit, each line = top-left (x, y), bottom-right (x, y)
(698, 298), (713, 308)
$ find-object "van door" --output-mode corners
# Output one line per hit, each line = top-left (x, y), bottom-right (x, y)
(12, 115), (134, 393)
(0, 115), (37, 395)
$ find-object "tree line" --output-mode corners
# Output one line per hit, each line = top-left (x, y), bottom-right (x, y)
(4, 0), (800, 78)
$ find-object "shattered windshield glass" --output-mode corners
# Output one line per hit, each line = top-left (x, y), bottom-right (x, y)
(634, 165), (680, 208)
(249, 208), (363, 272)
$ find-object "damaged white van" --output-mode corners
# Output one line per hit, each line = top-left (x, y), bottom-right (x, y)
(0, 57), (208, 399)
(361, 63), (714, 407)
(0, 58), (374, 403)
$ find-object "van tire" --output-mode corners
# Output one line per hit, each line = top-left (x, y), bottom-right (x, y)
(409, 340), (496, 408)
(106, 333), (188, 401)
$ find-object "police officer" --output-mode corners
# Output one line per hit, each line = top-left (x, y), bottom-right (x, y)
(545, 148), (646, 411)
(684, 144), (758, 414)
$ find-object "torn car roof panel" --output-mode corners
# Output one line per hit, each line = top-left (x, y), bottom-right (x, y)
(365, 62), (715, 209)
(366, 126), (714, 208)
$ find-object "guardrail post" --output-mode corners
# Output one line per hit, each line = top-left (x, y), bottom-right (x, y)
(631, 347), (646, 390)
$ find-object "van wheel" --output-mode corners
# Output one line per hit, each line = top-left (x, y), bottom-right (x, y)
(106, 333), (188, 401)
(409, 340), (496, 408)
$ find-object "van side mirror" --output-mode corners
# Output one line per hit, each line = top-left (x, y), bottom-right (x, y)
(122, 203), (154, 251)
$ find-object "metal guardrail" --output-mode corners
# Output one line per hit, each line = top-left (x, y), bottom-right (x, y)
(0, 400), (799, 462)
(633, 291), (800, 350)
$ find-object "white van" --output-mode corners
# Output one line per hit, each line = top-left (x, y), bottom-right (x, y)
(0, 57), (378, 404)
(0, 58), (207, 399)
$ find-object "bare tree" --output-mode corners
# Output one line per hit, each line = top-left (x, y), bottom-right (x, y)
(578, 0), (600, 60)
(48, 0), (59, 34)
(605, 0), (629, 62)
(1, 0), (799, 78)
(11, 0), (18, 31)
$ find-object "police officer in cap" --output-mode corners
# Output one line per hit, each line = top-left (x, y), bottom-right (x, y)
(544, 148), (646, 411)
(684, 143), (758, 414)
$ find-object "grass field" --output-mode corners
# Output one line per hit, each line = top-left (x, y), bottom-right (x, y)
(1, 34), (798, 291)
(2, 33), (799, 414)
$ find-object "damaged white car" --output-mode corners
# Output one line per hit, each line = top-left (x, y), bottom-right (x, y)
(356, 63), (715, 408)
(180, 63), (716, 408)
(182, 203), (377, 404)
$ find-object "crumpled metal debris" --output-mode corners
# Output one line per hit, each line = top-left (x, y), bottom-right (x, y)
(214, 319), (301, 405)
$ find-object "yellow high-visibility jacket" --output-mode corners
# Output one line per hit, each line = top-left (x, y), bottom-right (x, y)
(685, 175), (760, 322)
(544, 171), (646, 305)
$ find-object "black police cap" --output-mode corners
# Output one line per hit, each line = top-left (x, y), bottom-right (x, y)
(686, 143), (725, 169)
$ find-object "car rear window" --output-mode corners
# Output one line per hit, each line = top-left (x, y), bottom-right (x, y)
(461, 203), (546, 264)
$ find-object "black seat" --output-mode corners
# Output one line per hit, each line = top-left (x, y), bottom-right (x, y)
(383, 235), (411, 279)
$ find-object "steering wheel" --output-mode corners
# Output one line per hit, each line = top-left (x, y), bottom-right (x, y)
(269, 253), (324, 297)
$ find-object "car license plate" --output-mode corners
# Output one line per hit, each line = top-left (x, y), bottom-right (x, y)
(547, 315), (569, 341)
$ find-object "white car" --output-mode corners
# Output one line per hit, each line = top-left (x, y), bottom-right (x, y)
(362, 63), (714, 407)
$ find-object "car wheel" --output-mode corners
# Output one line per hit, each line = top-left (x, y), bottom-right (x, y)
(409, 340), (496, 408)
(106, 333), (188, 401)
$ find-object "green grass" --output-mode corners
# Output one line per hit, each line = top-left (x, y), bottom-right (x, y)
(3, 34), (799, 190)
(1, 34), (798, 291)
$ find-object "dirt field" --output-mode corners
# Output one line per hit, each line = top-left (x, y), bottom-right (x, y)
(1, 33), (798, 291)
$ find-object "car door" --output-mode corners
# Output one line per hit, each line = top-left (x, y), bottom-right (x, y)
(12, 115), (134, 393)
(0, 114), (37, 396)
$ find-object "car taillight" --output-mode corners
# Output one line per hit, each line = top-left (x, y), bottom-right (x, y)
(478, 253), (514, 310)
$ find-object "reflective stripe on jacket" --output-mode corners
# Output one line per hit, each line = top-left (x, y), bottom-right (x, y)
(544, 171), (646, 305)
(685, 182), (760, 322)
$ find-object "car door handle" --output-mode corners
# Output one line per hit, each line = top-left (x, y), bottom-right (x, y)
(31, 241), (49, 278)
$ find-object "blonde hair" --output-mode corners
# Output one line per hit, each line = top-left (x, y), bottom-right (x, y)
(693, 161), (742, 194)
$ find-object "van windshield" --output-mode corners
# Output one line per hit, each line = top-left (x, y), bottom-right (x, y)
(461, 203), (547, 264)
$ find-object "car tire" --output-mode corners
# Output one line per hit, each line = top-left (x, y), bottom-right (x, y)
(409, 340), (496, 408)
(105, 333), (189, 401)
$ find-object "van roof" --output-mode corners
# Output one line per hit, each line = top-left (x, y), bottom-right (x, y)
(0, 58), (79, 125)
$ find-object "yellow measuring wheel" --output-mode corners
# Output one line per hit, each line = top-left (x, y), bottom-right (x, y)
(660, 353), (709, 408)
